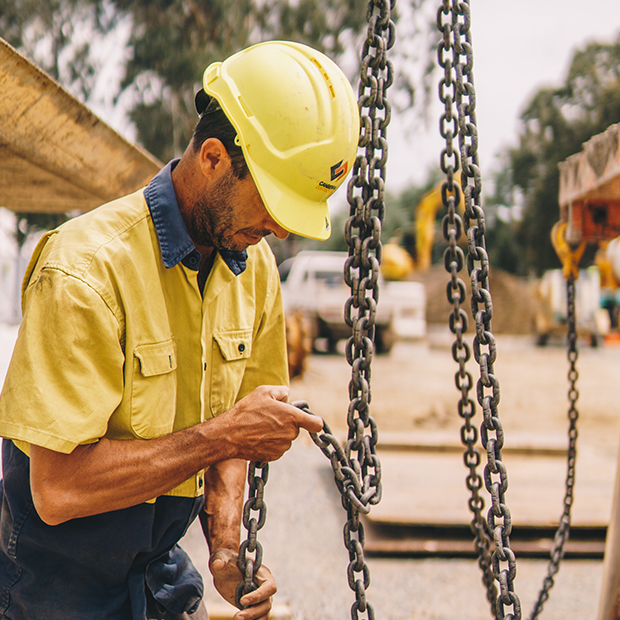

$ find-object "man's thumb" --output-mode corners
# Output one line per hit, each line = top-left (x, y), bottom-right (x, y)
(209, 549), (239, 578)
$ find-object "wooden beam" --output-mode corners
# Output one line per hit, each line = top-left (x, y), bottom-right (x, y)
(0, 37), (162, 213)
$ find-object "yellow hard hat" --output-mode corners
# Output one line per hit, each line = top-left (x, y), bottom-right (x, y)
(202, 41), (360, 240)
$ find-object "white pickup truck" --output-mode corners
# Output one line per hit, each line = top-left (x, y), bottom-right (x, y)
(279, 250), (426, 354)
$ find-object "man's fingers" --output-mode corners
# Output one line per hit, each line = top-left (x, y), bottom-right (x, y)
(234, 599), (272, 620)
(239, 565), (277, 608)
(296, 410), (324, 434)
(267, 385), (290, 402)
(239, 584), (276, 609)
(209, 548), (241, 580)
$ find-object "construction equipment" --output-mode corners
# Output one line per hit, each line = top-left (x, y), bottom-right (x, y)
(547, 120), (620, 620)
(381, 181), (463, 281)
(595, 237), (620, 329)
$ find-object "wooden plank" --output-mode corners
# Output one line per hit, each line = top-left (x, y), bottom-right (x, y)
(368, 441), (615, 529)
(0, 146), (101, 212)
(0, 37), (162, 213)
(364, 524), (606, 558)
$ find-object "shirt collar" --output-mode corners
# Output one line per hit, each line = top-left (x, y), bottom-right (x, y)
(144, 159), (247, 275)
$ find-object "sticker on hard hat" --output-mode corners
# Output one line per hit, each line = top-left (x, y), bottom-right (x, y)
(330, 160), (348, 181)
(317, 181), (337, 192)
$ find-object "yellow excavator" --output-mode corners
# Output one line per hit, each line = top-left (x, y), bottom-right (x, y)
(381, 181), (463, 281)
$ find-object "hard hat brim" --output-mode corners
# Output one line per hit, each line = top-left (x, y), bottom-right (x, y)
(248, 162), (333, 241)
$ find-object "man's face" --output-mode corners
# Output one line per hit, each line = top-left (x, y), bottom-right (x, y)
(187, 167), (289, 252)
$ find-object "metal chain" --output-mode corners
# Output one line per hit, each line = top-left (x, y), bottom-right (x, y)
(235, 461), (268, 609)
(236, 1), (393, 613)
(436, 2), (521, 619)
(292, 400), (381, 620)
(337, 1), (394, 617)
(437, 3), (497, 611)
(528, 275), (580, 619)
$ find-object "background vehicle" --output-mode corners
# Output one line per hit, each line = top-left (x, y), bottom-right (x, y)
(279, 251), (426, 355)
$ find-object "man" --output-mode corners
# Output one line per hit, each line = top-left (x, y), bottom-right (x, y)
(0, 41), (359, 620)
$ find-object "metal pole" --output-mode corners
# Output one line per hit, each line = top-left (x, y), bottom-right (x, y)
(598, 431), (620, 620)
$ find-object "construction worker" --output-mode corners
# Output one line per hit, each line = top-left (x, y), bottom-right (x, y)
(0, 41), (359, 620)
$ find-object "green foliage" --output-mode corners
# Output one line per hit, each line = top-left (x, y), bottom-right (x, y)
(507, 33), (620, 276)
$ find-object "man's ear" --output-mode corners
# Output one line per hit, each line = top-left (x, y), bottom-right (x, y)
(198, 138), (232, 181)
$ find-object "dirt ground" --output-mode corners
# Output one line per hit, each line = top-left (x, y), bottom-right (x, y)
(290, 328), (620, 618)
(289, 329), (620, 450)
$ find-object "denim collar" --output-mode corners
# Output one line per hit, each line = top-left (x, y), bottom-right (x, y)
(144, 159), (247, 275)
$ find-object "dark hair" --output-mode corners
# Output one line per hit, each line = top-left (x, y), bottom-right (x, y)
(192, 91), (249, 180)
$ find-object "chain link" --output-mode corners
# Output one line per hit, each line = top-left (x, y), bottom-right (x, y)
(235, 461), (268, 609)
(436, 2), (521, 619)
(528, 275), (580, 619)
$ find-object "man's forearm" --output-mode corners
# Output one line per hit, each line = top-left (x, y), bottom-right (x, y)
(199, 458), (246, 552)
(29, 385), (323, 526)
(30, 418), (235, 525)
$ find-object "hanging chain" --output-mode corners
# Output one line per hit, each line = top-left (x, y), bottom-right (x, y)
(236, 1), (392, 612)
(235, 461), (268, 609)
(437, 2), (497, 612)
(436, 2), (521, 619)
(325, 0), (395, 616)
(528, 274), (580, 619)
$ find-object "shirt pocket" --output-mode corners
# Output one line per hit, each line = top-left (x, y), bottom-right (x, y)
(209, 328), (252, 417)
(131, 340), (177, 438)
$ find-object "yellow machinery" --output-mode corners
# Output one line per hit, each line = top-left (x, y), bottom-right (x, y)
(551, 123), (620, 335)
(381, 182), (463, 280)
(550, 121), (620, 619)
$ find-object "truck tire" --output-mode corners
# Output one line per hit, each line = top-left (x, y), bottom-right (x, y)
(375, 326), (395, 355)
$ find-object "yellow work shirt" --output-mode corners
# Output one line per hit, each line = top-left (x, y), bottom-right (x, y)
(0, 188), (289, 498)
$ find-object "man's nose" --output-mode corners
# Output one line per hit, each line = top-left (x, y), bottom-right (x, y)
(268, 218), (290, 240)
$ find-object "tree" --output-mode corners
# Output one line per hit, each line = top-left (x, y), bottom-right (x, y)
(507, 34), (620, 276)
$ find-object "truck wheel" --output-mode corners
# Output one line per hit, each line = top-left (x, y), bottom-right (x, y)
(375, 326), (394, 355)
(326, 334), (339, 354)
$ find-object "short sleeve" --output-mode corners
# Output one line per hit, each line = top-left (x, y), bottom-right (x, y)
(0, 267), (125, 453)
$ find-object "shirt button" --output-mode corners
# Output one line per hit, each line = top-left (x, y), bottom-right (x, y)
(238, 343), (246, 352)
(198, 477), (203, 488)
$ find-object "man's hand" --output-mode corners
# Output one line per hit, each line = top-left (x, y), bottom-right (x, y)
(209, 548), (276, 620)
(220, 386), (323, 463)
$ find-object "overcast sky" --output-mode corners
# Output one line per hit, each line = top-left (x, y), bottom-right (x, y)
(386, 0), (620, 191)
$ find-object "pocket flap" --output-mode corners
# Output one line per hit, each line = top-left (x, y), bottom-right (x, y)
(134, 340), (177, 377)
(213, 329), (252, 361)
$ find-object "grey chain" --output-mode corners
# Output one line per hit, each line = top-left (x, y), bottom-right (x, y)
(235, 461), (268, 609)
(236, 2), (392, 612)
(437, 1), (497, 612)
(440, 177), (498, 611)
(528, 274), (579, 619)
(436, 2), (521, 619)
(338, 0), (394, 617)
